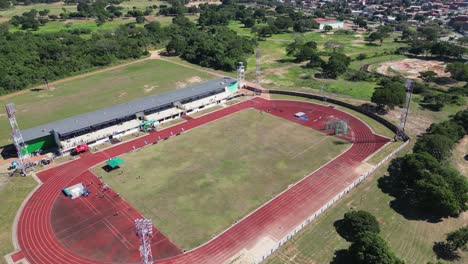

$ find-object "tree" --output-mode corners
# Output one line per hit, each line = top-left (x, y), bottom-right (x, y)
(286, 40), (318, 62)
(354, 17), (367, 28)
(419, 71), (437, 82)
(274, 16), (292, 32)
(135, 15), (145, 24)
(445, 227), (468, 252)
(452, 109), (468, 133)
(321, 53), (350, 78)
(0, 0), (10, 9)
(426, 121), (465, 143)
(323, 25), (333, 32)
(368, 32), (383, 45)
(324, 41), (343, 53)
(306, 51), (324, 68)
(243, 17), (255, 28)
(371, 80), (406, 110)
(341, 210), (380, 241)
(446, 62), (468, 82)
(413, 134), (454, 160)
(349, 232), (404, 264)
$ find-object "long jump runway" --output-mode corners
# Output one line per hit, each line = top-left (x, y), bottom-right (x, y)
(14, 98), (389, 264)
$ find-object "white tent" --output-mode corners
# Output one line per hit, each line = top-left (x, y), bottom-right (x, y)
(294, 112), (306, 117)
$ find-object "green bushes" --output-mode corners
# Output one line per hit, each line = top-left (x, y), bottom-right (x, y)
(384, 110), (468, 218)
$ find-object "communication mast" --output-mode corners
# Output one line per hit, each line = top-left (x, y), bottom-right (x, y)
(397, 79), (413, 140)
(237, 62), (245, 89)
(255, 49), (261, 87)
(135, 218), (154, 264)
(5, 103), (28, 175)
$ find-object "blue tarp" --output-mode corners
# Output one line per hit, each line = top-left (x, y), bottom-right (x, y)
(299, 115), (309, 121)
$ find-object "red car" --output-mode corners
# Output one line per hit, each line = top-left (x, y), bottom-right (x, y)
(73, 144), (89, 154)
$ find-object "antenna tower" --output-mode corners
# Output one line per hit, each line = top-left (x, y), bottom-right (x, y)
(135, 218), (154, 264)
(237, 62), (245, 89)
(397, 79), (413, 140)
(5, 103), (28, 175)
(255, 49), (261, 87)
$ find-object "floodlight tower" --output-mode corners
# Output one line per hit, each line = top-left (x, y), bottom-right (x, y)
(255, 49), (261, 87)
(5, 103), (28, 175)
(135, 218), (154, 264)
(397, 79), (413, 140)
(237, 62), (245, 89)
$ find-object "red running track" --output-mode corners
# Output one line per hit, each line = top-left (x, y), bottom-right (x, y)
(15, 98), (389, 264)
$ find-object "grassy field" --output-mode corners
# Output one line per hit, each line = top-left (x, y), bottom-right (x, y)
(227, 21), (406, 76)
(92, 109), (350, 250)
(2, 1), (194, 34)
(265, 66), (377, 100)
(0, 1), (165, 19)
(265, 148), (468, 264)
(0, 2), (76, 18)
(0, 59), (214, 146)
(8, 19), (135, 34)
(0, 176), (37, 263)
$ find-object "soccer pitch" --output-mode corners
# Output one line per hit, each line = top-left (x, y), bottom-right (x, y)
(92, 109), (350, 250)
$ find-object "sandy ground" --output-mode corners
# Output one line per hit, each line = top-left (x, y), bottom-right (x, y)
(375, 58), (450, 79)
(387, 107), (433, 136)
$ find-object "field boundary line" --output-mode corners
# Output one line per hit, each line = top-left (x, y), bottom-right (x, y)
(9, 173), (42, 252)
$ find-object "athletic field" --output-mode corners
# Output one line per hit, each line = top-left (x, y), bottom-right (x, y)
(92, 109), (350, 250)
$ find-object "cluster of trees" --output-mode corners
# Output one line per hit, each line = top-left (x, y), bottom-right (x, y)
(446, 62), (468, 82)
(166, 16), (255, 71)
(61, 0), (124, 22)
(401, 23), (467, 58)
(0, 21), (168, 93)
(371, 78), (406, 112)
(386, 109), (468, 217)
(367, 25), (393, 45)
(195, 1), (319, 38)
(333, 210), (404, 264)
(434, 226), (468, 260)
(10, 9), (49, 30)
(285, 39), (351, 79)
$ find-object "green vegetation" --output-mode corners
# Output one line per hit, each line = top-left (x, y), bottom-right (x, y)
(0, 176), (37, 259)
(434, 226), (468, 261)
(385, 110), (467, 218)
(0, 59), (213, 146)
(92, 109), (350, 249)
(265, 159), (467, 264)
(371, 78), (406, 111)
(337, 210), (380, 242)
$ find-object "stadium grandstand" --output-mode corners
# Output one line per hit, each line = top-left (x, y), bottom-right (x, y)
(17, 77), (239, 155)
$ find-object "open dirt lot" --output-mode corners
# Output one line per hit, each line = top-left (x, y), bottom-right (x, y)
(375, 58), (449, 79)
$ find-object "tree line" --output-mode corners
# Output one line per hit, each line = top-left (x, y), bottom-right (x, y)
(0, 9), (256, 94)
(382, 109), (467, 218)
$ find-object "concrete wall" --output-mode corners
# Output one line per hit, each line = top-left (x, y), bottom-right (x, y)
(319, 21), (344, 30)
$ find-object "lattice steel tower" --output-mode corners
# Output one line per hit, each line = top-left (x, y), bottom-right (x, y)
(237, 62), (245, 89)
(5, 103), (28, 175)
(135, 218), (154, 264)
(397, 79), (413, 140)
